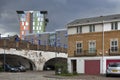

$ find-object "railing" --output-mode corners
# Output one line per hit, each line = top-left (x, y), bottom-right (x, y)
(0, 39), (67, 53)
(74, 50), (97, 57)
(74, 51), (84, 56)
(84, 50), (97, 56)
(109, 49), (120, 55)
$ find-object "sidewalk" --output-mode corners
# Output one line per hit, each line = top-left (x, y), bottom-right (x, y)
(43, 73), (120, 80)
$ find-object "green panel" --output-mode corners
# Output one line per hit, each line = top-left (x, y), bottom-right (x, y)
(32, 11), (45, 33)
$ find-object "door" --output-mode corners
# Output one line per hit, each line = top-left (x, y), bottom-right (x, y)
(71, 60), (77, 73)
(85, 60), (100, 75)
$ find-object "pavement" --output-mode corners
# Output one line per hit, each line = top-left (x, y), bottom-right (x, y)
(43, 71), (120, 80)
(0, 71), (120, 80)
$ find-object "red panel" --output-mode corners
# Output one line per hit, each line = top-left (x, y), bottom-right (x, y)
(106, 60), (120, 68)
(85, 60), (100, 75)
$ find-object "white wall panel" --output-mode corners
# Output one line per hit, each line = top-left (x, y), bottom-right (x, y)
(95, 24), (103, 32)
(67, 58), (72, 73)
(77, 59), (84, 73)
(104, 23), (111, 31)
(68, 21), (120, 35)
(118, 22), (120, 30)
(68, 27), (77, 35)
(82, 26), (89, 33)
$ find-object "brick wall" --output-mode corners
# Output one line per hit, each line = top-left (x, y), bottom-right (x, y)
(68, 30), (120, 57)
(0, 38), (67, 53)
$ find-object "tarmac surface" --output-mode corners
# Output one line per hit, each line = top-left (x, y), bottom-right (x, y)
(0, 71), (120, 80)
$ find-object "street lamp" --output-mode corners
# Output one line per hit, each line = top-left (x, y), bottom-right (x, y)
(38, 39), (41, 50)
(0, 34), (1, 39)
(15, 35), (20, 50)
(3, 38), (7, 72)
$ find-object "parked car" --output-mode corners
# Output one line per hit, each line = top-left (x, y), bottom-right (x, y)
(4, 64), (19, 72)
(17, 65), (26, 72)
(106, 62), (120, 77)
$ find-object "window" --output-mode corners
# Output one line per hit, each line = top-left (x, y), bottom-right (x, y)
(33, 27), (35, 30)
(89, 25), (95, 32)
(39, 27), (41, 30)
(21, 31), (24, 35)
(36, 27), (38, 30)
(22, 22), (24, 26)
(21, 14), (26, 21)
(25, 22), (29, 26)
(77, 26), (82, 34)
(38, 18), (40, 21)
(33, 22), (35, 26)
(89, 40), (96, 53)
(40, 22), (42, 26)
(110, 39), (118, 52)
(64, 32), (68, 37)
(38, 22), (39, 26)
(41, 18), (44, 21)
(37, 31), (39, 33)
(111, 22), (118, 30)
(76, 41), (83, 54)
(37, 12), (40, 16)
(24, 26), (26, 30)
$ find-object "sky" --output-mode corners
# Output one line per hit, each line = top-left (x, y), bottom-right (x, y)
(0, 0), (120, 37)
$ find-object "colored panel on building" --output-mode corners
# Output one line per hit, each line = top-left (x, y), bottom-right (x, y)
(85, 60), (100, 75)
(17, 11), (46, 39)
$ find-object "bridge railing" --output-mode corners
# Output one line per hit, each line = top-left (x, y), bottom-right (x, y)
(0, 39), (67, 53)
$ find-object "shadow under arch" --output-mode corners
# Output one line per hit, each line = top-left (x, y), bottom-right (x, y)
(43, 57), (67, 71)
(0, 54), (36, 70)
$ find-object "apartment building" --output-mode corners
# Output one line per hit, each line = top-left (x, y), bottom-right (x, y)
(24, 29), (68, 48)
(16, 11), (48, 39)
(56, 29), (68, 48)
(67, 14), (120, 75)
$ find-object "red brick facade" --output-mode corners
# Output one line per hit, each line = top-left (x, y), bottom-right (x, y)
(68, 30), (120, 57)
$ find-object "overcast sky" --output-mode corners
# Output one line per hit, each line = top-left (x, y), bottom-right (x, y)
(0, 0), (120, 37)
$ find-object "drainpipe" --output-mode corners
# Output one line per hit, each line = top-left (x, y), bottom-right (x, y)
(102, 20), (105, 74)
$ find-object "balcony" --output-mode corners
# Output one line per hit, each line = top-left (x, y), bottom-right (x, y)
(74, 50), (97, 57)
(109, 49), (120, 55)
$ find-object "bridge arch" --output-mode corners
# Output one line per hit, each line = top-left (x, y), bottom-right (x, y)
(0, 54), (36, 70)
(43, 57), (67, 70)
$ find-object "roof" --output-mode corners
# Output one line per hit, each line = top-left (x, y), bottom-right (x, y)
(67, 14), (120, 27)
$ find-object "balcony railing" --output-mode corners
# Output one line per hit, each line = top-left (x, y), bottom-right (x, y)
(74, 50), (97, 57)
(84, 50), (97, 56)
(109, 49), (120, 55)
(74, 51), (84, 56)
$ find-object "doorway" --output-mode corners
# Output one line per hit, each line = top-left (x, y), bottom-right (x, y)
(71, 60), (77, 73)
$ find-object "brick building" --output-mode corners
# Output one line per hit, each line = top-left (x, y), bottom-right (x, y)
(67, 14), (120, 75)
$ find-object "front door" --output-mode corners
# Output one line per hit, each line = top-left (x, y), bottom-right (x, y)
(71, 60), (77, 73)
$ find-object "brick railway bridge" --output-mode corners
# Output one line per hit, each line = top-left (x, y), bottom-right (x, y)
(0, 35), (67, 71)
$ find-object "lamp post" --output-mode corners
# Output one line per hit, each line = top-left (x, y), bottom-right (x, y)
(0, 34), (1, 39)
(3, 39), (6, 72)
(15, 35), (20, 50)
(38, 40), (41, 50)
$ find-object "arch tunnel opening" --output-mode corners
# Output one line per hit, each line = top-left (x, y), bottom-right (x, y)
(43, 57), (67, 71)
(0, 54), (36, 71)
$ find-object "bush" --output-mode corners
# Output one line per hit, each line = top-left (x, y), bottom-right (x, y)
(55, 63), (68, 75)
(0, 66), (3, 72)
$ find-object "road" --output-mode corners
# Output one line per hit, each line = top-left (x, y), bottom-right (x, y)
(0, 71), (120, 80)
